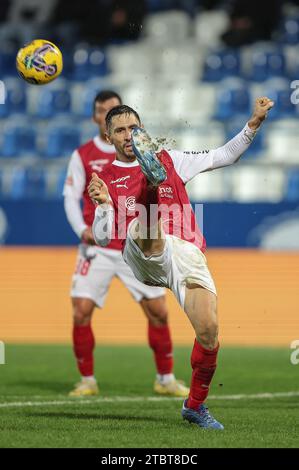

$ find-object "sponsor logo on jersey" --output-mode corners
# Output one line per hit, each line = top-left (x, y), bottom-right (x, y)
(159, 186), (173, 199)
(183, 150), (209, 155)
(125, 196), (136, 211)
(89, 159), (110, 172)
(111, 175), (130, 189)
(111, 175), (130, 184)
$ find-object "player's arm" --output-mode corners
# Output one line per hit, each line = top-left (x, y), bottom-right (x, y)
(88, 172), (114, 247)
(209, 96), (274, 170)
(63, 151), (94, 243)
(169, 97), (274, 183)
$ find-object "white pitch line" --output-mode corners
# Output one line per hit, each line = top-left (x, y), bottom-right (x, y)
(0, 391), (299, 409)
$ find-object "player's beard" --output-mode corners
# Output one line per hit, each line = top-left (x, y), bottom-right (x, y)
(122, 143), (136, 161)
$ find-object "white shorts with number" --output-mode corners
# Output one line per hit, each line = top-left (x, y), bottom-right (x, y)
(123, 222), (217, 309)
(71, 244), (165, 307)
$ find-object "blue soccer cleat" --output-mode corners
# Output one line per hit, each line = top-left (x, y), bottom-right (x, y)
(181, 400), (224, 430)
(131, 127), (166, 186)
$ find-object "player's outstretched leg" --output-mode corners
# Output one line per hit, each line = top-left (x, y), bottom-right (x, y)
(128, 131), (222, 427)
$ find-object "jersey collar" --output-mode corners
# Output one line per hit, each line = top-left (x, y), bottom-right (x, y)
(112, 160), (139, 167)
(93, 136), (116, 154)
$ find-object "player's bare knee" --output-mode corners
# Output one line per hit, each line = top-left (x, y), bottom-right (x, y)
(72, 298), (94, 326)
(141, 296), (168, 326)
(197, 321), (218, 350)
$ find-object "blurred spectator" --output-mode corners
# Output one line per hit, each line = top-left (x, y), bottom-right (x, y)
(0, 0), (10, 23)
(51, 0), (146, 45)
(222, 0), (282, 47)
(108, 0), (147, 42)
(7, 0), (57, 23)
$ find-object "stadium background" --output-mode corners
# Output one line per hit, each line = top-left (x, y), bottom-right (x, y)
(0, 0), (299, 347)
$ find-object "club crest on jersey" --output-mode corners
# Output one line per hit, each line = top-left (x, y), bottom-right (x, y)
(125, 196), (136, 211)
(65, 175), (73, 186)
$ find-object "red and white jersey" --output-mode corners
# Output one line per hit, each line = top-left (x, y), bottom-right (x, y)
(63, 136), (122, 250)
(98, 149), (215, 252)
(92, 123), (256, 252)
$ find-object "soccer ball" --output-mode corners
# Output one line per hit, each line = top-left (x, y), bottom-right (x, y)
(16, 39), (63, 85)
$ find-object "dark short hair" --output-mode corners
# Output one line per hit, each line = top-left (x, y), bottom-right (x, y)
(93, 90), (122, 113)
(105, 105), (141, 133)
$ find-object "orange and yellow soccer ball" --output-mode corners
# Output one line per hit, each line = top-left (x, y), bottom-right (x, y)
(16, 39), (63, 85)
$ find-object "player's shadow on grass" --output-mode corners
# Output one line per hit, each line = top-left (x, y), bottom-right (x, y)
(26, 412), (161, 422)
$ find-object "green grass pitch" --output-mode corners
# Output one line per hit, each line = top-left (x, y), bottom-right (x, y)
(0, 344), (298, 448)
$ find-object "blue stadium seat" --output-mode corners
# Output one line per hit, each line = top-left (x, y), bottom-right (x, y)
(267, 89), (295, 120)
(33, 88), (71, 118)
(0, 168), (3, 197)
(9, 167), (47, 199)
(0, 78), (27, 118)
(43, 126), (81, 158)
(261, 79), (295, 120)
(281, 16), (299, 44)
(54, 167), (68, 198)
(0, 48), (16, 76)
(214, 84), (250, 120)
(72, 46), (109, 81)
(285, 170), (299, 201)
(203, 50), (240, 82)
(73, 80), (103, 118)
(146, 0), (175, 11)
(7, 168), (26, 199)
(288, 53), (299, 81)
(0, 125), (36, 157)
(248, 51), (285, 82)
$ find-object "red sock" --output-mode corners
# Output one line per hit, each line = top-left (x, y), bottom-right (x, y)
(73, 324), (95, 377)
(148, 323), (173, 375)
(187, 339), (219, 410)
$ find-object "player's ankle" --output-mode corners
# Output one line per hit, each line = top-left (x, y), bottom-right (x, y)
(81, 375), (96, 383)
(156, 373), (175, 385)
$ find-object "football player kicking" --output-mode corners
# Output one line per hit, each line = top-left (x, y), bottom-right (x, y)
(63, 90), (189, 397)
(88, 97), (274, 429)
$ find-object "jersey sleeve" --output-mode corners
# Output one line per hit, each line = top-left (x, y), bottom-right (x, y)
(168, 123), (257, 184)
(63, 150), (86, 199)
(92, 203), (114, 247)
(63, 150), (87, 238)
(168, 149), (213, 184)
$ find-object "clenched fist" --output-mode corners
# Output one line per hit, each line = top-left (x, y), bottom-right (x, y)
(248, 97), (275, 130)
(88, 172), (110, 204)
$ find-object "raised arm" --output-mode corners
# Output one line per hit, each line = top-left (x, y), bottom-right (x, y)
(169, 97), (274, 183)
(88, 172), (114, 247)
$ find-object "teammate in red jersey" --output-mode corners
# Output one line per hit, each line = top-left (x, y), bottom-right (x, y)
(63, 91), (189, 397)
(88, 98), (274, 428)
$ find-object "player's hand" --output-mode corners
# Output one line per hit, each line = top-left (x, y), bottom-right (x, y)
(81, 227), (96, 245)
(88, 172), (109, 204)
(248, 97), (275, 130)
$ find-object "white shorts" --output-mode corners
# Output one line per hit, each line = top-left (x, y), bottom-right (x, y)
(123, 223), (217, 309)
(71, 244), (165, 308)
